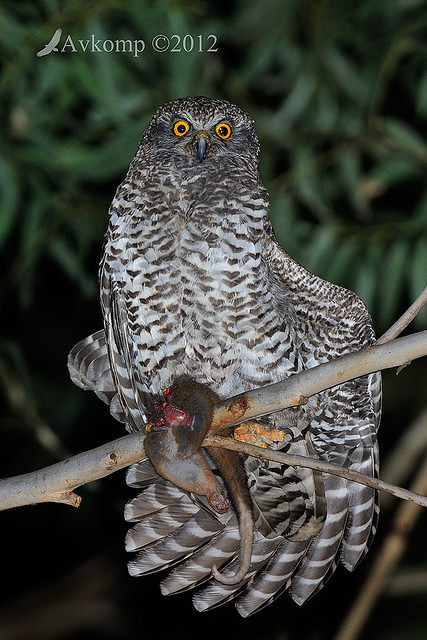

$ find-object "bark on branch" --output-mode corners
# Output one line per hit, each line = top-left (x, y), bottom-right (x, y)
(0, 330), (426, 511)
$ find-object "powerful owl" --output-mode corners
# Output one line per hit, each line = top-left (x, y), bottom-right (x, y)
(68, 96), (382, 616)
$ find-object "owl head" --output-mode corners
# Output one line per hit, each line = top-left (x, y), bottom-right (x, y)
(136, 96), (260, 170)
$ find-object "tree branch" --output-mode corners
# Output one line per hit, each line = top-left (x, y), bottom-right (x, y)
(204, 435), (427, 508)
(210, 330), (427, 432)
(0, 431), (146, 510)
(376, 285), (427, 344)
(0, 331), (426, 512)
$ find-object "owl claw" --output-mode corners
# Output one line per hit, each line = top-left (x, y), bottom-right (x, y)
(234, 422), (287, 448)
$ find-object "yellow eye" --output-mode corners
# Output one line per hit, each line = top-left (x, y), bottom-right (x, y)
(173, 119), (190, 137)
(215, 122), (232, 139)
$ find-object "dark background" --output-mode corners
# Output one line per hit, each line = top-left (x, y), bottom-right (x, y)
(0, 1), (426, 638)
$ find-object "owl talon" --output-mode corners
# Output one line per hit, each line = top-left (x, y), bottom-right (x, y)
(234, 422), (286, 448)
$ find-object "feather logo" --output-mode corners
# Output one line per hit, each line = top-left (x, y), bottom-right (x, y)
(36, 28), (62, 57)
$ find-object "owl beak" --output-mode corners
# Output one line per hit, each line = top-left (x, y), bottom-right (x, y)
(195, 131), (209, 162)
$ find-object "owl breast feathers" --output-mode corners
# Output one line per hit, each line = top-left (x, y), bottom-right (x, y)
(68, 96), (381, 616)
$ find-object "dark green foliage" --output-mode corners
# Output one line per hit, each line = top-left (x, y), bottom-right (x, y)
(0, 1), (426, 639)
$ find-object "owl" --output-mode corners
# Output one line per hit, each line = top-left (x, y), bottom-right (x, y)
(68, 96), (382, 616)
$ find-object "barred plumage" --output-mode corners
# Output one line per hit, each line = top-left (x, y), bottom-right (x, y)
(68, 96), (381, 616)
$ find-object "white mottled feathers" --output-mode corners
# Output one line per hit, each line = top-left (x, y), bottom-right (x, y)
(68, 96), (381, 616)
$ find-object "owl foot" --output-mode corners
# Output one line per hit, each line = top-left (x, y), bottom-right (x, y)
(234, 422), (286, 448)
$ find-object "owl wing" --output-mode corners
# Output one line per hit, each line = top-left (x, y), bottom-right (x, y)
(257, 227), (382, 605)
(97, 231), (152, 432)
(68, 287), (147, 432)
(67, 329), (127, 424)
